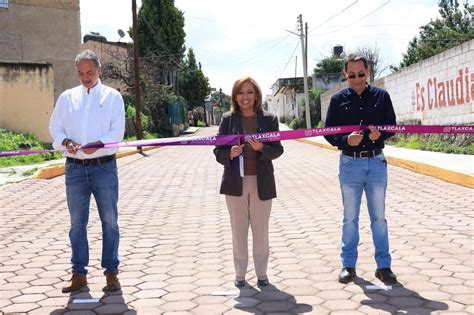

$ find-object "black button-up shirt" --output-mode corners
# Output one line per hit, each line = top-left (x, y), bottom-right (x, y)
(324, 84), (397, 151)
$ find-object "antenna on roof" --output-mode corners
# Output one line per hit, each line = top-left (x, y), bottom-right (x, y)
(117, 29), (125, 42)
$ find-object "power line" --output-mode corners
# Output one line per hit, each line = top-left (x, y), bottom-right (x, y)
(321, 23), (426, 28)
(308, 0), (359, 34)
(224, 35), (291, 68)
(141, 14), (194, 73)
(184, 15), (298, 31)
(277, 40), (301, 79)
(312, 0), (391, 37)
(312, 35), (472, 43)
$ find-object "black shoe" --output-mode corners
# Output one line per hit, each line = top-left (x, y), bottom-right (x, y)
(257, 278), (269, 287)
(338, 267), (356, 284)
(375, 268), (397, 284)
(234, 280), (245, 288)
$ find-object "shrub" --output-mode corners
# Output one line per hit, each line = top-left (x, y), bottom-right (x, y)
(0, 129), (62, 167)
(126, 106), (152, 134)
(289, 118), (302, 130)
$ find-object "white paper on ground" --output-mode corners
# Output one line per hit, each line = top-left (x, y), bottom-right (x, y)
(210, 290), (239, 296)
(366, 285), (392, 290)
(72, 298), (100, 303)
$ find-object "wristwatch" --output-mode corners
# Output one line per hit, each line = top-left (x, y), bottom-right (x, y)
(62, 138), (71, 146)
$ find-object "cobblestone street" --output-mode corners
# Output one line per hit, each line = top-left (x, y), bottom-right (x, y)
(0, 127), (472, 314)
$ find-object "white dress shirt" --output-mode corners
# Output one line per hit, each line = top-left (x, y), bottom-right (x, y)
(49, 79), (125, 159)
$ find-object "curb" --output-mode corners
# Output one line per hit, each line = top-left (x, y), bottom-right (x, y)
(32, 146), (158, 180)
(297, 139), (473, 189)
(385, 156), (473, 189)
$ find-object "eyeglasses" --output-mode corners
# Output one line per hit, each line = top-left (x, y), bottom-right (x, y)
(347, 73), (367, 79)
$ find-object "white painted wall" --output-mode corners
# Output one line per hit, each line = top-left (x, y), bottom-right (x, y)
(321, 39), (474, 125)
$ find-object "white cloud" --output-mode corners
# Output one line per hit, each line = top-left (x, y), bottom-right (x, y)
(80, 0), (138, 42)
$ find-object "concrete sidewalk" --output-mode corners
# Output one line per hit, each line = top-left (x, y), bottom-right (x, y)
(0, 144), (159, 187)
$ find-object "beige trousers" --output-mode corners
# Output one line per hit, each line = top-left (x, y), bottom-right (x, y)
(225, 175), (272, 280)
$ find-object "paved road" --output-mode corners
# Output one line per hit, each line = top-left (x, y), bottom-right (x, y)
(0, 127), (472, 314)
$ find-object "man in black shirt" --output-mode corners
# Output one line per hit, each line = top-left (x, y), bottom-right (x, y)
(324, 53), (397, 285)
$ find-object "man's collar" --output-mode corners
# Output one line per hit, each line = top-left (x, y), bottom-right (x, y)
(82, 79), (102, 94)
(347, 83), (371, 95)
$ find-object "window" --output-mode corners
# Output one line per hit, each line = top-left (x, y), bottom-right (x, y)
(0, 0), (8, 9)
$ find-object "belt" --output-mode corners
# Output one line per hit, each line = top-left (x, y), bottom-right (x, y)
(342, 149), (382, 158)
(66, 154), (116, 166)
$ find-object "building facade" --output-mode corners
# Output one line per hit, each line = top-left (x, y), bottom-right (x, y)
(81, 38), (131, 94)
(0, 0), (81, 101)
(0, 0), (80, 142)
(268, 77), (311, 123)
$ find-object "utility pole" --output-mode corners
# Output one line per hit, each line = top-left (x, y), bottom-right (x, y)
(298, 14), (311, 129)
(132, 0), (143, 149)
(294, 55), (297, 78)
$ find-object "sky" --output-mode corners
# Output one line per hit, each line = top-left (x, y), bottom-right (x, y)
(80, 0), (440, 95)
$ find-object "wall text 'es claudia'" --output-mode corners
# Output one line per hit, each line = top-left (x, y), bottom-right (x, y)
(415, 67), (473, 111)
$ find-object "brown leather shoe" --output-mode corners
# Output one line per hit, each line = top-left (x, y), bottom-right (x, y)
(103, 271), (121, 292)
(62, 273), (87, 293)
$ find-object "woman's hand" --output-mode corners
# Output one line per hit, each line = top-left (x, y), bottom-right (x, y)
(247, 138), (263, 152)
(229, 144), (245, 159)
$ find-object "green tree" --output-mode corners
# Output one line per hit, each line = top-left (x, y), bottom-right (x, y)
(211, 89), (231, 111)
(313, 56), (344, 75)
(142, 78), (178, 136)
(177, 48), (210, 110)
(104, 0), (189, 136)
(309, 88), (323, 126)
(137, 0), (186, 84)
(137, 0), (185, 57)
(356, 44), (387, 80)
(298, 88), (324, 128)
(392, 0), (473, 71)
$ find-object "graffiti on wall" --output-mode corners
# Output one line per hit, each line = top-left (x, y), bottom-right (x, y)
(415, 68), (474, 111)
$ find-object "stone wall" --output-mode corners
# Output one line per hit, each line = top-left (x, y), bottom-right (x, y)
(0, 61), (54, 142)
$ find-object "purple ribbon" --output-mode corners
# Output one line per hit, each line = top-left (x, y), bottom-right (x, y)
(1, 124), (473, 157)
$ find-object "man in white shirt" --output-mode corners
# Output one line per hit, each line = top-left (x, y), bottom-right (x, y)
(49, 50), (125, 293)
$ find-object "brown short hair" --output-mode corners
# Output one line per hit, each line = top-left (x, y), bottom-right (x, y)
(231, 76), (263, 112)
(344, 53), (368, 71)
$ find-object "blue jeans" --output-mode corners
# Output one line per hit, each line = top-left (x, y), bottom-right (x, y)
(338, 153), (391, 269)
(65, 159), (120, 275)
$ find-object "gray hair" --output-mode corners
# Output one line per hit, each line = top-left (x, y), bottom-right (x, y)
(75, 50), (101, 68)
(344, 53), (368, 71)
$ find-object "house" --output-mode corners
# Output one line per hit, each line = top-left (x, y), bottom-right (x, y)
(81, 36), (131, 94)
(0, 0), (80, 142)
(268, 77), (311, 123)
(313, 73), (343, 91)
(0, 0), (80, 101)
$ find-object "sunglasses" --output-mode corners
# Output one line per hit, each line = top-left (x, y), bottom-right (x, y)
(347, 73), (367, 79)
